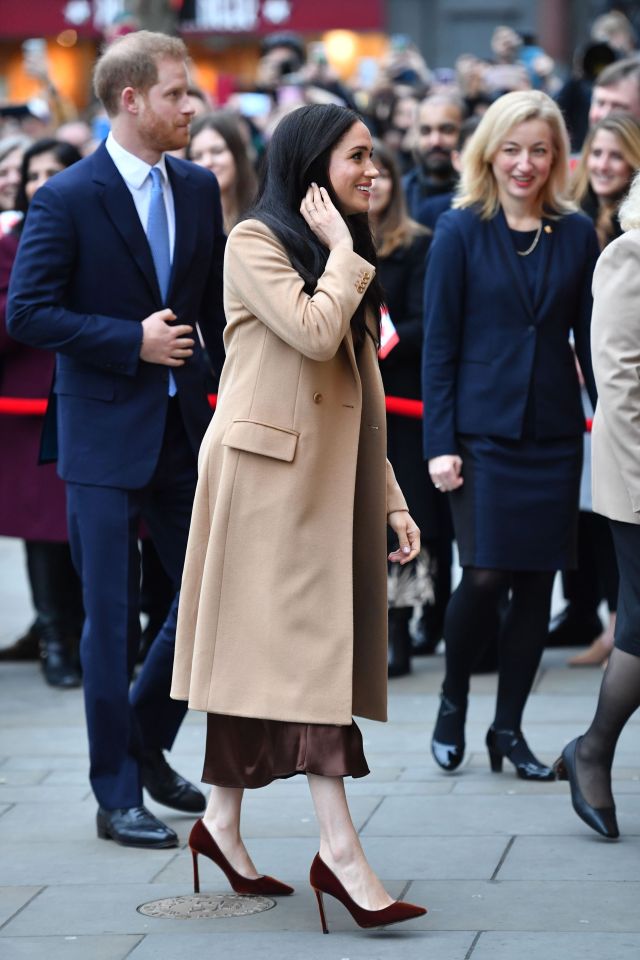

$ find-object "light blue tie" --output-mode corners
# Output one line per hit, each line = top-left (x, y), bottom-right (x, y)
(147, 166), (176, 395)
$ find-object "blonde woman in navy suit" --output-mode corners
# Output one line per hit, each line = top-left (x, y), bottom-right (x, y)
(422, 91), (600, 778)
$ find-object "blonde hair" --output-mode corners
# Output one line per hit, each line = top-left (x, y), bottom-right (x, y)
(572, 113), (640, 203)
(571, 113), (640, 246)
(454, 90), (575, 219)
(618, 170), (640, 230)
(93, 30), (187, 117)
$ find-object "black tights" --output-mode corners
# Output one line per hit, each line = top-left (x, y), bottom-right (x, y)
(442, 567), (554, 731)
(576, 647), (640, 808)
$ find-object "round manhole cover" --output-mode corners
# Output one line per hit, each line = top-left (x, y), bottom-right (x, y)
(137, 893), (276, 919)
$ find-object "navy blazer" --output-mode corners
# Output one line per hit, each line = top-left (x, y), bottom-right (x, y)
(7, 143), (226, 488)
(422, 205), (599, 460)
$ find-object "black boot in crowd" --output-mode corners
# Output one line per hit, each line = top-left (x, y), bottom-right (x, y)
(388, 607), (413, 678)
(26, 540), (83, 689)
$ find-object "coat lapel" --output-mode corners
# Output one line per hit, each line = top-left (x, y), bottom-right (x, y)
(166, 157), (198, 302)
(533, 216), (554, 313)
(493, 207), (535, 322)
(91, 143), (160, 302)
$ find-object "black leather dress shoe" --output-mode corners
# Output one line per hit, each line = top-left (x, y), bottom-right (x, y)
(96, 805), (178, 847)
(41, 639), (81, 689)
(140, 749), (206, 813)
(554, 737), (619, 839)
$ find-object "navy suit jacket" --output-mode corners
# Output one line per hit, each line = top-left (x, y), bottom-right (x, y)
(422, 205), (599, 460)
(7, 143), (226, 488)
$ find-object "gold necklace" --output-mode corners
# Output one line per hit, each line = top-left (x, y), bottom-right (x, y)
(516, 222), (542, 257)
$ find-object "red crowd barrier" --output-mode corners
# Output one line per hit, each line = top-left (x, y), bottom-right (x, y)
(0, 394), (593, 431)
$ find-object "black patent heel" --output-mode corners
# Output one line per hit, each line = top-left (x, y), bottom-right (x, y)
(487, 744), (503, 773)
(486, 726), (555, 781)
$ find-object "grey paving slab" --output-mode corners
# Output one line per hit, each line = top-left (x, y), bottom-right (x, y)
(361, 792), (640, 837)
(0, 785), (90, 804)
(0, 881), (410, 936)
(0, 887), (42, 927)
(0, 802), (106, 844)
(127, 929), (472, 959)
(0, 756), (89, 772)
(0, 770), (47, 786)
(0, 935), (142, 960)
(535, 666), (612, 695)
(410, 879), (640, 931)
(154, 835), (508, 886)
(499, 834), (640, 881)
(0, 726), (88, 756)
(40, 770), (91, 786)
(472, 931), (640, 959)
(0, 842), (180, 886)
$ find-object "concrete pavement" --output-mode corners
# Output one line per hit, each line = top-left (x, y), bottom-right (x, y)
(1, 534), (639, 959)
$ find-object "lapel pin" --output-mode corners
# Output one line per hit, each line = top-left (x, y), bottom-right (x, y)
(544, 225), (552, 234)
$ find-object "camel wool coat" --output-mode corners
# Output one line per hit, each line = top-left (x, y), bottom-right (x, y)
(171, 219), (408, 725)
(591, 229), (640, 525)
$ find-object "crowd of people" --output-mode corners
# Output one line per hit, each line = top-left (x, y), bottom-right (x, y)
(1, 6), (640, 933)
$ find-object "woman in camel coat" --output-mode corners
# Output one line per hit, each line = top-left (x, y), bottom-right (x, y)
(556, 170), (640, 839)
(171, 104), (425, 932)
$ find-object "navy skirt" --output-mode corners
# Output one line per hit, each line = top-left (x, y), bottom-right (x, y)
(450, 434), (582, 571)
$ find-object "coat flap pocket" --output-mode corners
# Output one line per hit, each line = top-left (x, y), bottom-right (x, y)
(222, 419), (299, 462)
(54, 370), (115, 401)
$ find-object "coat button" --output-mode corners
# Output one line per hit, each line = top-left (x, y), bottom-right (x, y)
(313, 392), (323, 403)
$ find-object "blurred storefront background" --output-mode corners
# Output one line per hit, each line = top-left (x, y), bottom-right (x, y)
(0, 1), (637, 111)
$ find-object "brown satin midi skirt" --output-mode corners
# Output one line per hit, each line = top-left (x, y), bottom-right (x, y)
(202, 713), (370, 788)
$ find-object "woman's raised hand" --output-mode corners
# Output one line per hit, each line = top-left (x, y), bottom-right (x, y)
(300, 182), (353, 251)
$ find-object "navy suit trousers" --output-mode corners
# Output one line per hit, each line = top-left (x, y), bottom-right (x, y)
(67, 399), (195, 809)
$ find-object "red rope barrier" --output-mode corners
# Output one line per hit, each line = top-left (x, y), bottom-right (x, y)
(0, 397), (47, 415)
(0, 394), (594, 431)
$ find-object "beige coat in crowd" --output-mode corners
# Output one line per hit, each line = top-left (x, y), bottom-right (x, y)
(591, 229), (640, 525)
(171, 219), (407, 725)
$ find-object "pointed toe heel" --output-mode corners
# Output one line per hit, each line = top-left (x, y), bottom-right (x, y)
(188, 818), (294, 895)
(486, 727), (555, 781)
(309, 853), (426, 933)
(556, 738), (619, 840)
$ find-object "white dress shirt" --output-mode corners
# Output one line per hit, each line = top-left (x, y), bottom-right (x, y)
(105, 132), (176, 258)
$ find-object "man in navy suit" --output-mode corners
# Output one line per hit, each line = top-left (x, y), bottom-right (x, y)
(8, 31), (226, 847)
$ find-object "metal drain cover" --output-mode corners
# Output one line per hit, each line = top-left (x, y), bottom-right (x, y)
(137, 893), (276, 919)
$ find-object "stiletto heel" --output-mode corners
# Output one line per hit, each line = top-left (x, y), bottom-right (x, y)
(188, 819), (294, 896)
(191, 848), (200, 894)
(485, 726), (555, 781)
(309, 853), (426, 931)
(314, 888), (329, 934)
